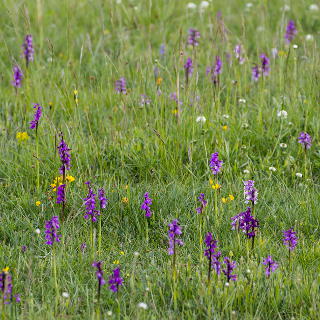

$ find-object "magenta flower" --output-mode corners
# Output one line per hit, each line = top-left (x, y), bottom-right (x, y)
(168, 219), (184, 255)
(92, 261), (106, 300)
(83, 181), (100, 222)
(204, 233), (221, 280)
(57, 135), (71, 175)
(98, 188), (108, 209)
(29, 104), (42, 130)
(188, 28), (200, 47)
(141, 192), (153, 218)
(56, 184), (66, 204)
(252, 65), (260, 81)
(44, 216), (61, 245)
(108, 267), (123, 292)
(234, 44), (245, 64)
(222, 257), (237, 282)
(243, 180), (258, 205)
(12, 65), (23, 88)
(285, 20), (297, 43)
(298, 132), (312, 150)
(263, 256), (278, 278)
(196, 193), (207, 214)
(115, 78), (126, 94)
(184, 57), (193, 85)
(260, 54), (270, 76)
(209, 152), (223, 175)
(0, 270), (20, 304)
(206, 56), (222, 84)
(22, 34), (34, 67)
(283, 228), (298, 251)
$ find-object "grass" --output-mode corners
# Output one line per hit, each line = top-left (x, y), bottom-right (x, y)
(0, 0), (320, 319)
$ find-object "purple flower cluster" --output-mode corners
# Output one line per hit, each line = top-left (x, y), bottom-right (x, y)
(98, 188), (108, 209)
(56, 184), (66, 204)
(283, 228), (298, 251)
(184, 57), (193, 84)
(231, 207), (259, 239)
(115, 77), (127, 94)
(0, 270), (20, 304)
(141, 192), (153, 218)
(196, 193), (207, 214)
(204, 233), (221, 275)
(234, 44), (245, 64)
(29, 103), (42, 130)
(169, 92), (182, 105)
(12, 65), (23, 88)
(57, 136), (71, 175)
(209, 152), (223, 175)
(83, 181), (100, 222)
(243, 180), (258, 204)
(168, 219), (184, 255)
(108, 267), (123, 292)
(188, 28), (200, 47)
(285, 20), (297, 43)
(263, 256), (278, 277)
(206, 56), (222, 84)
(140, 94), (151, 106)
(44, 216), (61, 245)
(222, 257), (237, 282)
(252, 54), (270, 81)
(22, 34), (34, 66)
(92, 261), (106, 288)
(252, 65), (260, 82)
(298, 132), (312, 150)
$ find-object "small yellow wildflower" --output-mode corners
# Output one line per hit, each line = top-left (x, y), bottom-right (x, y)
(172, 109), (179, 115)
(49, 102), (53, 107)
(113, 260), (120, 265)
(122, 197), (129, 204)
(66, 175), (75, 183)
(120, 251), (125, 255)
(278, 50), (287, 57)
(2, 267), (9, 273)
(229, 251), (234, 257)
(36, 201), (41, 207)
(229, 194), (235, 201)
(221, 197), (228, 204)
(156, 77), (163, 86)
(212, 183), (221, 190)
(124, 185), (129, 190)
(222, 125), (228, 131)
(16, 132), (29, 142)
(73, 90), (78, 96)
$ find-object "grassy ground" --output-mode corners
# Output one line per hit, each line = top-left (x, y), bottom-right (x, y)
(1, 0), (320, 319)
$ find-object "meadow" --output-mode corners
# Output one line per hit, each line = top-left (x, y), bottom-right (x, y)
(1, 0), (320, 319)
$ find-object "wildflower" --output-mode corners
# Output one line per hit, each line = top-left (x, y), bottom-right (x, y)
(16, 132), (29, 142)
(309, 4), (319, 11)
(184, 57), (193, 84)
(238, 98), (246, 104)
(243, 180), (258, 204)
(222, 257), (237, 282)
(113, 260), (120, 265)
(187, 2), (197, 9)
(73, 90), (78, 104)
(209, 179), (221, 190)
(229, 195), (234, 201)
(263, 256), (278, 277)
(21, 245), (27, 252)
(22, 35), (34, 67)
(141, 192), (153, 218)
(209, 152), (223, 175)
(279, 143), (287, 148)
(196, 193), (207, 214)
(35, 228), (41, 234)
(83, 181), (100, 222)
(108, 267), (124, 292)
(305, 34), (314, 41)
(204, 233), (221, 280)
(62, 292), (69, 298)
(188, 28), (200, 47)
(80, 243), (87, 253)
(243, 169), (250, 174)
(57, 134), (71, 175)
(200, 1), (209, 10)
(169, 92), (182, 105)
(292, 44), (298, 49)
(234, 44), (245, 64)
(168, 219), (184, 255)
(137, 302), (148, 310)
(122, 197), (129, 204)
(295, 172), (303, 178)
(159, 44), (165, 55)
(0, 268), (20, 304)
(56, 184), (66, 204)
(140, 94), (151, 106)
(271, 48), (278, 58)
(29, 103), (42, 130)
(221, 197), (228, 203)
(298, 132), (312, 150)
(98, 188), (108, 209)
(196, 116), (206, 123)
(115, 78), (127, 94)
(260, 54), (270, 76)
(285, 20), (297, 43)
(12, 65), (23, 88)
(269, 167), (277, 172)
(222, 125), (228, 130)
(156, 77), (163, 86)
(252, 65), (260, 81)
(92, 261), (106, 299)
(66, 175), (75, 183)
(277, 110), (288, 119)
(206, 56), (222, 84)
(283, 228), (298, 251)
(44, 216), (61, 245)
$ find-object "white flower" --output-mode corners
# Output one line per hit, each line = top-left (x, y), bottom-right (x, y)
(279, 143), (287, 148)
(243, 169), (250, 174)
(239, 98), (246, 104)
(145, 287), (150, 291)
(62, 292), (69, 298)
(282, 5), (290, 11)
(116, 0), (121, 4)
(200, 1), (209, 9)
(271, 48), (278, 58)
(309, 4), (319, 11)
(293, 44), (298, 49)
(196, 116), (206, 123)
(305, 34), (314, 41)
(269, 167), (277, 172)
(277, 110), (288, 119)
(134, 251), (140, 257)
(246, 269), (251, 274)
(246, 3), (253, 8)
(137, 302), (148, 310)
(222, 114), (230, 119)
(295, 173), (303, 178)
(225, 282), (230, 287)
(242, 123), (249, 129)
(35, 228), (41, 234)
(187, 2), (197, 9)
(107, 311), (113, 316)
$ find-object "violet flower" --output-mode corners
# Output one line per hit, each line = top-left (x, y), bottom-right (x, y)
(206, 56), (222, 85)
(29, 103), (42, 130)
(285, 20), (297, 43)
(234, 45), (245, 64)
(83, 181), (100, 222)
(22, 34), (34, 67)
(56, 184), (66, 204)
(168, 219), (184, 255)
(283, 228), (298, 251)
(141, 192), (153, 218)
(260, 54), (270, 76)
(169, 92), (182, 105)
(209, 152), (223, 175)
(57, 135), (71, 175)
(184, 57), (193, 85)
(204, 233), (221, 280)
(44, 216), (61, 245)
(222, 257), (237, 282)
(252, 65), (260, 82)
(298, 132), (312, 150)
(92, 261), (106, 299)
(188, 28), (200, 47)
(12, 65), (23, 88)
(160, 44), (165, 55)
(98, 188), (108, 209)
(140, 94), (151, 106)
(196, 193), (207, 214)
(115, 78), (127, 94)
(0, 270), (20, 304)
(108, 267), (123, 292)
(243, 180), (258, 205)
(263, 256), (278, 278)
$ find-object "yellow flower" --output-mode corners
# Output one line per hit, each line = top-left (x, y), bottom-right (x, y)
(2, 267), (9, 273)
(122, 197), (129, 204)
(66, 175), (75, 183)
(36, 201), (41, 206)
(16, 132), (29, 142)
(229, 194), (235, 201)
(73, 90), (78, 96)
(212, 183), (221, 190)
(222, 125), (228, 131)
(172, 109), (179, 115)
(120, 251), (125, 255)
(156, 77), (163, 86)
(221, 197), (228, 204)
(124, 185), (129, 190)
(278, 50), (287, 57)
(229, 251), (234, 257)
(49, 102), (53, 107)
(113, 260), (120, 265)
